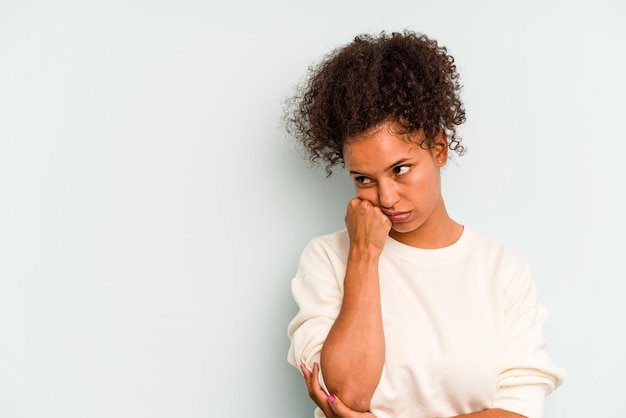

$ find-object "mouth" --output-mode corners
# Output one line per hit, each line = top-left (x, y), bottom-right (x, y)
(383, 211), (412, 223)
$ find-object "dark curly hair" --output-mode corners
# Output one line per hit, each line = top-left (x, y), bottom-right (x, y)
(284, 30), (466, 175)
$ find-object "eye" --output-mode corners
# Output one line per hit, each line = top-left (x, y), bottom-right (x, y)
(354, 176), (372, 186)
(393, 165), (410, 175)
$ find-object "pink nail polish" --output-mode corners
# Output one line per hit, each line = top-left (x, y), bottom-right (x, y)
(328, 394), (336, 403)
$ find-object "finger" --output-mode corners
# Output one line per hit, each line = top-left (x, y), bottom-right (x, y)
(309, 362), (325, 393)
(300, 363), (317, 399)
(311, 363), (335, 415)
(301, 363), (335, 417)
(300, 363), (307, 375)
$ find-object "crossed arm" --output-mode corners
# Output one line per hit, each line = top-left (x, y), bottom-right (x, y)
(301, 363), (525, 418)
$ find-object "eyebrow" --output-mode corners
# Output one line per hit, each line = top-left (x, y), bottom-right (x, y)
(349, 157), (412, 176)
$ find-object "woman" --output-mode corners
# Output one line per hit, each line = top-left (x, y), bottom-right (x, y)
(285, 31), (564, 418)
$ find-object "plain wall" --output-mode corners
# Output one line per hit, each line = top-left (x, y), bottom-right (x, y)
(1, 0), (625, 417)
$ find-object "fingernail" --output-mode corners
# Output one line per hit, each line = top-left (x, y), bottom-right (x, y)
(328, 394), (336, 403)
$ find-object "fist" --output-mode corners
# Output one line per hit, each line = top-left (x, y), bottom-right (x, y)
(345, 198), (391, 252)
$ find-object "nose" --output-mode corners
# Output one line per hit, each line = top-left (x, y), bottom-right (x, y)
(378, 180), (399, 209)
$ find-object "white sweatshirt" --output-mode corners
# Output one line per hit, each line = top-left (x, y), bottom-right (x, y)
(287, 227), (564, 418)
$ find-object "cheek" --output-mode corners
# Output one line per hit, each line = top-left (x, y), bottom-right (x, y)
(354, 187), (377, 203)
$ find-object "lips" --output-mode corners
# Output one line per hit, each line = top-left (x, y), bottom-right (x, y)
(384, 211), (411, 223)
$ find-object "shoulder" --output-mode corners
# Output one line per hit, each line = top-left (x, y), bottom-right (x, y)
(466, 228), (528, 263)
(296, 229), (350, 274)
(301, 229), (350, 257)
(463, 228), (533, 286)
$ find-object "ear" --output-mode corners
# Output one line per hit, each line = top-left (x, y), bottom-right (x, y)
(432, 131), (449, 167)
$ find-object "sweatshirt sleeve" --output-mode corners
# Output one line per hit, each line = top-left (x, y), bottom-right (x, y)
(493, 255), (566, 418)
(287, 235), (345, 372)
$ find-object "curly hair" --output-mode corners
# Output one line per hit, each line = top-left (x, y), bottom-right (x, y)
(284, 30), (466, 175)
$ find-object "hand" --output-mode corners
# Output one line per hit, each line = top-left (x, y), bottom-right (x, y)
(301, 363), (377, 418)
(345, 198), (391, 253)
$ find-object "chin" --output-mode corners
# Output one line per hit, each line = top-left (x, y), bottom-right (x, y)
(391, 223), (419, 235)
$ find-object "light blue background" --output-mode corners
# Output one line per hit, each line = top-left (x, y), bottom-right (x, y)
(1, 1), (624, 417)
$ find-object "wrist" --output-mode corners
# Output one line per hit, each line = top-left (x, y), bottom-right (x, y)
(348, 244), (382, 263)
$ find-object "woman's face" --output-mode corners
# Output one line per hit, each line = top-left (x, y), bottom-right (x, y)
(343, 122), (449, 246)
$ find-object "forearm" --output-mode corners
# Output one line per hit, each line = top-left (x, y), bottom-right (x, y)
(451, 409), (526, 418)
(320, 248), (385, 412)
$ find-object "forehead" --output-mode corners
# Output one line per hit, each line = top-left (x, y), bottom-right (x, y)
(343, 125), (426, 171)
